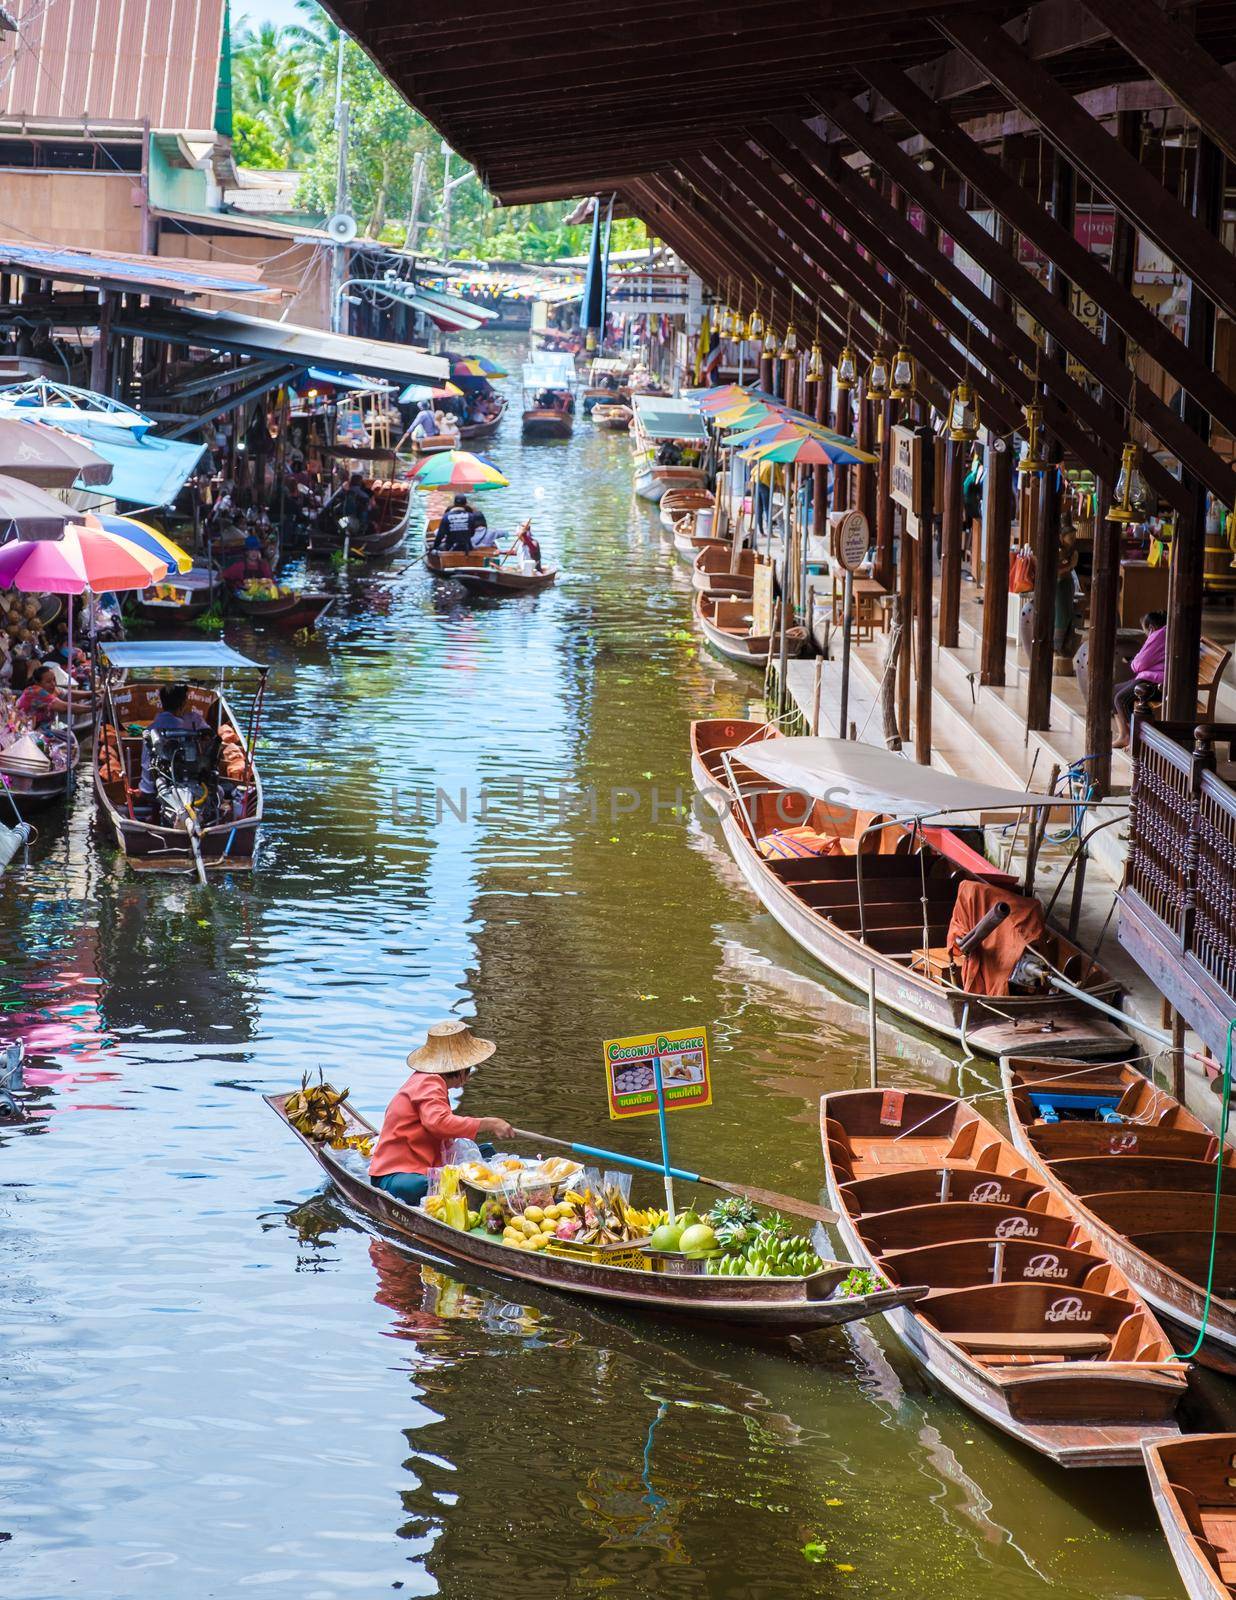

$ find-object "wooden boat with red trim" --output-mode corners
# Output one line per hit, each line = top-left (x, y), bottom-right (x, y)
(689, 719), (1131, 1059)
(694, 591), (805, 666)
(822, 1087), (1186, 1467)
(266, 1089), (926, 1333)
(1003, 1057), (1236, 1371)
(1145, 1435), (1236, 1598)
(227, 587), (333, 632)
(457, 393), (508, 442)
(694, 542), (755, 596)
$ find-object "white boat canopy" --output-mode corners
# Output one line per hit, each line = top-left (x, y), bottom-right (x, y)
(733, 737), (1063, 819)
(100, 641), (265, 672)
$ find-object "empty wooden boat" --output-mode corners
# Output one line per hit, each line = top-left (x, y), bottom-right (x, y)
(694, 591), (805, 666)
(453, 564), (557, 598)
(822, 1087), (1186, 1467)
(659, 486), (715, 536)
(693, 721), (1131, 1059)
(1004, 1057), (1236, 1370)
(267, 1089), (926, 1333)
(1145, 1435), (1236, 1599)
(694, 542), (755, 596)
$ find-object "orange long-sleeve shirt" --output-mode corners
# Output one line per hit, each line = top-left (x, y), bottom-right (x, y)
(369, 1072), (482, 1178)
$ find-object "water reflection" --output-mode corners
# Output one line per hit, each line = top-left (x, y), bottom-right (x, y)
(0, 333), (1182, 1599)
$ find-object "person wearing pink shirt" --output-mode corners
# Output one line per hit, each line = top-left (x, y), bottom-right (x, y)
(1114, 610), (1168, 749)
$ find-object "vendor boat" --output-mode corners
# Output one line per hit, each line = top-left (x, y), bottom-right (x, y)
(694, 592), (804, 666)
(631, 395), (708, 502)
(129, 566), (216, 627)
(92, 640), (266, 877)
(0, 729), (80, 811)
(227, 585), (333, 632)
(1144, 1435), (1236, 1598)
(690, 721), (1131, 1059)
(592, 402), (633, 431)
(693, 543), (755, 597)
(822, 1088), (1186, 1467)
(1003, 1058), (1236, 1371)
(267, 1089), (926, 1334)
(458, 394), (508, 442)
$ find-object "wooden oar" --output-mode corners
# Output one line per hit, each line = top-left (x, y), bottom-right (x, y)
(511, 1128), (838, 1226)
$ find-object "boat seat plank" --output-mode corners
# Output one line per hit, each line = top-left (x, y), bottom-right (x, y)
(1028, 1124), (1218, 1163)
(858, 1201), (1077, 1255)
(765, 854), (947, 884)
(1085, 1191), (1236, 1238)
(951, 1331), (1111, 1356)
(843, 1167), (1047, 1214)
(1050, 1155), (1236, 1197)
(884, 1239), (1101, 1290)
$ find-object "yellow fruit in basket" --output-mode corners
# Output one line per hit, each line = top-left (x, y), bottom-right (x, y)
(524, 1205), (545, 1223)
(518, 1217), (538, 1237)
(530, 1236), (548, 1251)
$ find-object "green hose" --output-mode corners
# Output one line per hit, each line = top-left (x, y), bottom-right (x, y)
(1175, 1018), (1236, 1362)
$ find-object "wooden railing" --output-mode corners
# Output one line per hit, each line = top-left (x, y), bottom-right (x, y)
(1126, 707), (1236, 1013)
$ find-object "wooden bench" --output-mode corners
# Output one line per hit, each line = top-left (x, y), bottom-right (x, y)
(949, 1331), (1110, 1357)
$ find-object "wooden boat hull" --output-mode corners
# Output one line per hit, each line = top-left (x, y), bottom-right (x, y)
(453, 566), (558, 597)
(592, 405), (632, 431)
(637, 463), (708, 504)
(1144, 1436), (1236, 1600)
(457, 396), (508, 441)
(228, 590), (333, 632)
(1003, 1058), (1236, 1371)
(695, 593), (805, 667)
(822, 1090), (1185, 1467)
(522, 409), (573, 439)
(0, 739), (81, 812)
(266, 1092), (925, 1332)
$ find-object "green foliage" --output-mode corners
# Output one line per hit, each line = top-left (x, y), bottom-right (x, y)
(232, 110), (282, 170)
(228, 1), (650, 260)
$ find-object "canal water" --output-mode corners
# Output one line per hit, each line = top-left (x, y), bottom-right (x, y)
(0, 336), (1182, 1598)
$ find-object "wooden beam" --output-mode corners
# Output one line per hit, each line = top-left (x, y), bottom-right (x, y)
(936, 13), (1236, 327)
(980, 442), (1013, 686)
(1080, 0), (1236, 169)
(939, 439), (963, 650)
(914, 424), (935, 764)
(860, 64), (1236, 454)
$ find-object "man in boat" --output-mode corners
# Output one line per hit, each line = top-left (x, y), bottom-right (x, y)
(340, 473), (373, 537)
(369, 1021), (515, 1205)
(138, 683), (211, 802)
(432, 494), (487, 553)
(221, 546), (275, 588)
(408, 399), (441, 443)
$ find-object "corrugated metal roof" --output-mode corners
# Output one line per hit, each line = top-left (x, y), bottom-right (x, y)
(0, 237), (280, 300)
(115, 305), (450, 386)
(0, 0), (226, 130)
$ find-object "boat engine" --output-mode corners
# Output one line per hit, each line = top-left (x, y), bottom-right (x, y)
(145, 724), (233, 835)
(1007, 951), (1051, 995)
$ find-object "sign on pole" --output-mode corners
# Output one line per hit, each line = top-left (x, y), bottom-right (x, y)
(603, 1026), (711, 1213)
(829, 508), (869, 572)
(890, 424), (924, 534)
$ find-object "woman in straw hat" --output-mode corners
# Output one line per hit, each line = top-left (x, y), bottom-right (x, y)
(369, 1020), (515, 1205)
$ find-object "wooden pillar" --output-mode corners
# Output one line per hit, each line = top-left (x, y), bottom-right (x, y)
(874, 398), (897, 590)
(759, 350), (774, 394)
(90, 290), (115, 395)
(1027, 146), (1075, 731)
(1086, 111), (1141, 795)
(914, 424), (936, 763)
(812, 368), (828, 541)
(898, 505), (913, 740)
(939, 439), (963, 648)
(855, 390), (875, 522)
(834, 384), (853, 508)
(979, 441), (1013, 685)
(1165, 133), (1225, 723)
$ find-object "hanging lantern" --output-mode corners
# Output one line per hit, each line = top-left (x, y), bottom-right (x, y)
(889, 346), (916, 401)
(1106, 442), (1149, 523)
(804, 342), (825, 383)
(867, 346), (890, 398)
(947, 380), (980, 442)
(835, 344), (858, 391)
(1019, 398), (1046, 474)
(747, 306), (764, 338)
(762, 325), (779, 355)
(779, 322), (798, 359)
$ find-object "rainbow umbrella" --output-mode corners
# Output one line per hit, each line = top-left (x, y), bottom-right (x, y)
(407, 449), (509, 491)
(698, 385), (750, 413)
(745, 432), (877, 466)
(452, 357), (508, 379)
(716, 403), (783, 430)
(399, 380), (464, 403)
(93, 514), (193, 575)
(726, 421), (803, 447)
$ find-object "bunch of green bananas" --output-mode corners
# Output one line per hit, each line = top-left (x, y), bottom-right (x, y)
(705, 1227), (821, 1279)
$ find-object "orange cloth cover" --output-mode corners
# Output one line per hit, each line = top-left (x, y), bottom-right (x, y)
(946, 879), (1045, 996)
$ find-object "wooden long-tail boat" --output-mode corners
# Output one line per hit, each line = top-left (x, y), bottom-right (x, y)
(227, 587), (333, 632)
(694, 542), (755, 596)
(822, 1087), (1186, 1467)
(1004, 1057), (1236, 1370)
(659, 486), (715, 536)
(453, 563), (557, 598)
(690, 720), (1131, 1059)
(92, 641), (265, 874)
(266, 1090), (926, 1333)
(1145, 1435), (1236, 1598)
(592, 402), (633, 431)
(694, 592), (805, 667)
(316, 478), (412, 558)
(458, 393), (508, 442)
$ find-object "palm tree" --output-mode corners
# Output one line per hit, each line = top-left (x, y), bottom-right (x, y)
(232, 22), (303, 121)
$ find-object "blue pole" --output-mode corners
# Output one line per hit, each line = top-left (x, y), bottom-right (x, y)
(651, 1052), (676, 1216)
(558, 1140), (701, 1184)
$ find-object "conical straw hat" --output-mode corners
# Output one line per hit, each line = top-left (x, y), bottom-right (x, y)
(406, 1019), (496, 1075)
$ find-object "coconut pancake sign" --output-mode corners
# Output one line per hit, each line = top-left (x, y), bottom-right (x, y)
(603, 1027), (712, 1120)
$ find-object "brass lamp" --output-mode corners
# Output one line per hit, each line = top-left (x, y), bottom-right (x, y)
(1106, 442), (1148, 523)
(889, 345), (916, 401)
(1019, 398), (1045, 473)
(867, 347), (891, 397)
(835, 345), (858, 390)
(947, 380), (980, 442)
(804, 341), (825, 383)
(747, 305), (764, 339)
(779, 322), (798, 359)
(762, 324), (779, 355)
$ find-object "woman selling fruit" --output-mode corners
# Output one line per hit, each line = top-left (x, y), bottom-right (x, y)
(369, 1021), (515, 1204)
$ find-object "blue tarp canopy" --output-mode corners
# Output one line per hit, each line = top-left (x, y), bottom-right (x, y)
(631, 395), (707, 442)
(100, 641), (265, 671)
(68, 431), (206, 507)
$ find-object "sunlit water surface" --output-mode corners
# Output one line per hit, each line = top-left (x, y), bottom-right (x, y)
(0, 338), (1186, 1598)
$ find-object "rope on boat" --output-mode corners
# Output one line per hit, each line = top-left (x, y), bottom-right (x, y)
(1175, 1018), (1236, 1361)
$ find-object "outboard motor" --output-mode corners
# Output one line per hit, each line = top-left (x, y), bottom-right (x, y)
(1007, 950), (1051, 995)
(144, 724), (229, 834)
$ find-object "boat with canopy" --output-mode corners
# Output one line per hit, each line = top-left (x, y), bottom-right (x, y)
(630, 395), (708, 501)
(92, 640), (266, 881)
(694, 724), (1131, 1058)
